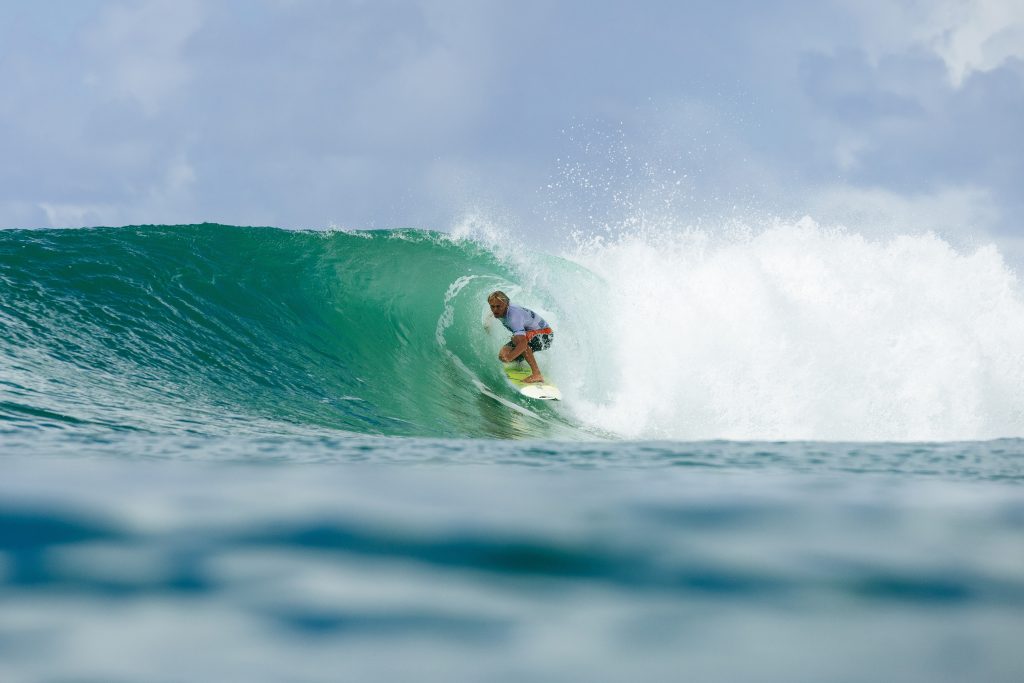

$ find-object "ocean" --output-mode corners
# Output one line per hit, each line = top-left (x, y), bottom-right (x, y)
(1, 223), (1022, 682)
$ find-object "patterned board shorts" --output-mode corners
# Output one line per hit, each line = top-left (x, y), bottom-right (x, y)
(506, 332), (554, 353)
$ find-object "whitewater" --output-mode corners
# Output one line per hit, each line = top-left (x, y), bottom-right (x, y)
(563, 218), (1024, 441)
(2, 220), (1023, 683)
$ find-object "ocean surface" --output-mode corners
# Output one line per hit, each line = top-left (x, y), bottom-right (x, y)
(2, 223), (1023, 682)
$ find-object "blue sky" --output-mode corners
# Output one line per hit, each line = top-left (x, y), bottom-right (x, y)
(1, 1), (1021, 255)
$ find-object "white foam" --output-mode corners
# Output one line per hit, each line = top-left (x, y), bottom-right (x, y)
(556, 217), (1024, 441)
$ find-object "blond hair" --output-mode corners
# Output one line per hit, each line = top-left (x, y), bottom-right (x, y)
(487, 290), (510, 305)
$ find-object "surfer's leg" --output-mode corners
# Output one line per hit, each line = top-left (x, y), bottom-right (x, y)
(522, 340), (544, 383)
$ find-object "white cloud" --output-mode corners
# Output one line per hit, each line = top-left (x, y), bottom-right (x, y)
(36, 153), (196, 228)
(0, 201), (49, 229)
(844, 0), (1024, 86)
(917, 0), (1024, 85)
(802, 183), (1011, 271)
(38, 201), (120, 228)
(807, 184), (1000, 234)
(796, 180), (1024, 276)
(83, 0), (203, 114)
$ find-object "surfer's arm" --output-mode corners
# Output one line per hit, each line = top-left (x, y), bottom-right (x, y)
(500, 334), (529, 362)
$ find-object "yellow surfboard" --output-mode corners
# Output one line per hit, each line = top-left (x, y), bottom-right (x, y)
(503, 363), (562, 400)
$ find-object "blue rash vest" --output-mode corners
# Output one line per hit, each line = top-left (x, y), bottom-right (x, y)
(501, 304), (550, 337)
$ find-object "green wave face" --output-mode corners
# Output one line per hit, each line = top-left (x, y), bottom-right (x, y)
(0, 225), (582, 439)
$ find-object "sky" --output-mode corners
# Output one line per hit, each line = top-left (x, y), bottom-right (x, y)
(1, 0), (1022, 258)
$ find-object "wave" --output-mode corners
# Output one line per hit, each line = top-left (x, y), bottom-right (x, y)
(0, 224), (576, 439)
(2, 221), (1023, 441)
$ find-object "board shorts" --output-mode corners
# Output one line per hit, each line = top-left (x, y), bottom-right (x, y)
(506, 328), (554, 353)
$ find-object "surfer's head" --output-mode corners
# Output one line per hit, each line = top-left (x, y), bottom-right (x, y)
(487, 291), (509, 318)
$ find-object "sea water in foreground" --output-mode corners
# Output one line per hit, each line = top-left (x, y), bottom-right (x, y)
(2, 439), (1023, 683)
(1, 225), (1023, 681)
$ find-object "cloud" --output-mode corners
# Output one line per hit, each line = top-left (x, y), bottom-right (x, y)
(917, 0), (1024, 86)
(37, 201), (120, 229)
(0, 0), (1020, 244)
(806, 184), (1000, 237)
(32, 153), (196, 229)
(0, 201), (49, 230)
(789, 41), (1023, 235)
(842, 0), (1024, 86)
(83, 0), (203, 115)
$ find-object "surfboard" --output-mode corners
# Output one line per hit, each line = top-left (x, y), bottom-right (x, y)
(503, 363), (562, 401)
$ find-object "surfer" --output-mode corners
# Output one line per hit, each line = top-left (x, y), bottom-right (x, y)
(487, 291), (553, 384)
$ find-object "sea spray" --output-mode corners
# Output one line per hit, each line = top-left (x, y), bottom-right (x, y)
(560, 217), (1024, 441)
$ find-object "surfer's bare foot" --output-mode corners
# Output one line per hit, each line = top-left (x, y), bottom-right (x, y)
(524, 374), (544, 383)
